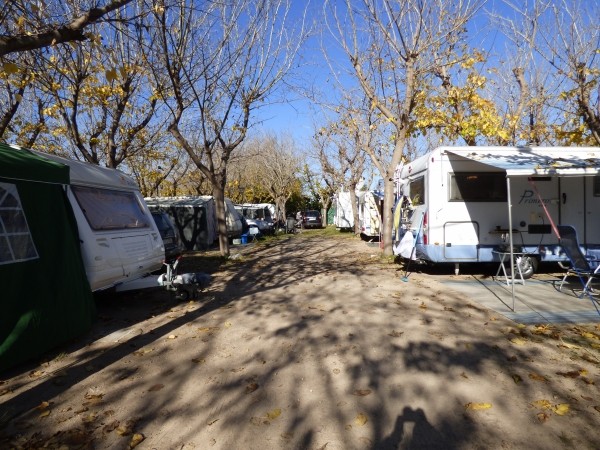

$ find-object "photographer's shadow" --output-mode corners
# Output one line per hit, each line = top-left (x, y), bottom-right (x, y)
(376, 406), (455, 450)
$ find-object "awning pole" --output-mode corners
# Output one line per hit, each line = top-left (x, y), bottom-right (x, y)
(507, 176), (515, 311)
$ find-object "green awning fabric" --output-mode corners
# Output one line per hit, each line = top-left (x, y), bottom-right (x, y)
(0, 142), (70, 184)
(0, 143), (94, 373)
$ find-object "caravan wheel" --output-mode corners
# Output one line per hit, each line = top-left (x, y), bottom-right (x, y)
(516, 255), (538, 279)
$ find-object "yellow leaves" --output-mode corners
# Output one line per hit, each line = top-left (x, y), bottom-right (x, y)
(105, 67), (119, 83)
(2, 62), (19, 75)
(354, 412), (368, 426)
(510, 337), (527, 346)
(532, 400), (570, 417)
(465, 402), (492, 411)
(528, 373), (548, 382)
(251, 408), (282, 426)
(266, 408), (281, 420)
(36, 401), (51, 418)
(129, 433), (145, 449)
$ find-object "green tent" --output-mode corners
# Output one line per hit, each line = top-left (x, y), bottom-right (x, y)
(0, 143), (95, 372)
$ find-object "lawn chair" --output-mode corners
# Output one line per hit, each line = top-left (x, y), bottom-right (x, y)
(557, 225), (600, 302)
(285, 216), (296, 234)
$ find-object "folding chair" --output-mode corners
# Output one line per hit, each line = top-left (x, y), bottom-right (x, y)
(557, 225), (600, 300)
(248, 226), (260, 241)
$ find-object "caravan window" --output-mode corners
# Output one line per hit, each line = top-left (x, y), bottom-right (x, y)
(449, 172), (507, 202)
(72, 186), (150, 231)
(0, 182), (39, 265)
(409, 177), (425, 205)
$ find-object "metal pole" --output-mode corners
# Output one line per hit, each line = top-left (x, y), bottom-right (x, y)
(507, 176), (515, 311)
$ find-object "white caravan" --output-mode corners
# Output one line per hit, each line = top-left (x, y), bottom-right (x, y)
(395, 146), (600, 276)
(37, 151), (164, 291)
(357, 190), (383, 239)
(333, 191), (355, 231)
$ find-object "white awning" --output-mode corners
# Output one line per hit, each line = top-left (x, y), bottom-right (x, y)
(445, 147), (600, 177)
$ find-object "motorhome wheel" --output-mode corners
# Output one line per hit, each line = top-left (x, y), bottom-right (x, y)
(515, 255), (538, 279)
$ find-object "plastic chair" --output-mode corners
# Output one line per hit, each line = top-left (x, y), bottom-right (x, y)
(557, 225), (600, 300)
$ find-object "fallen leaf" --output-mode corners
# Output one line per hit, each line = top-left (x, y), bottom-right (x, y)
(532, 399), (552, 409)
(511, 374), (523, 384)
(245, 382), (259, 394)
(128, 433), (145, 449)
(419, 302), (427, 309)
(465, 402), (492, 410)
(388, 331), (404, 337)
(354, 413), (368, 426)
(266, 408), (281, 420)
(117, 420), (136, 436)
(528, 373), (548, 382)
(167, 334), (177, 340)
(556, 369), (586, 378)
(192, 357), (206, 364)
(39, 409), (51, 418)
(552, 404), (570, 416)
(353, 389), (372, 397)
(35, 401), (50, 411)
(224, 322), (232, 328)
(148, 384), (164, 392)
(510, 337), (527, 346)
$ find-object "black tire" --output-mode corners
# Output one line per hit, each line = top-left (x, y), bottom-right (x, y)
(175, 288), (190, 302)
(516, 255), (538, 280)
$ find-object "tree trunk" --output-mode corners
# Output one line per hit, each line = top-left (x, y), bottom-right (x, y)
(212, 185), (230, 257)
(381, 175), (395, 256)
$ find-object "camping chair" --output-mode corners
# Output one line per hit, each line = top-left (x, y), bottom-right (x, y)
(285, 217), (296, 234)
(557, 225), (600, 301)
(248, 226), (260, 242)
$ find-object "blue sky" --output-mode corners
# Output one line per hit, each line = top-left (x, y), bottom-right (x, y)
(251, 0), (517, 149)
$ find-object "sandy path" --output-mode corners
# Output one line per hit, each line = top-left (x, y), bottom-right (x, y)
(1, 233), (599, 449)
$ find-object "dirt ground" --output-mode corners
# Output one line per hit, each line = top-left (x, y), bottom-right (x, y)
(1, 232), (599, 450)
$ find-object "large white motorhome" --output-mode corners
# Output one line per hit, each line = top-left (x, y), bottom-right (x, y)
(36, 151), (165, 291)
(394, 146), (600, 276)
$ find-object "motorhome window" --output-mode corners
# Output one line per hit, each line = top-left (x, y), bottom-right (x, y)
(72, 186), (150, 231)
(449, 172), (507, 202)
(0, 182), (39, 265)
(409, 177), (425, 205)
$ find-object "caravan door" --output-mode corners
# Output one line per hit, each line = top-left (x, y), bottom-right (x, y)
(559, 177), (585, 242)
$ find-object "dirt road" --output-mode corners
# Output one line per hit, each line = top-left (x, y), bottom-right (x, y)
(1, 233), (599, 449)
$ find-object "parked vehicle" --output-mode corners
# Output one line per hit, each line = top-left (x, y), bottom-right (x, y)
(357, 191), (383, 239)
(35, 151), (165, 291)
(151, 210), (182, 261)
(334, 191), (355, 231)
(236, 203), (275, 234)
(303, 210), (323, 229)
(394, 146), (600, 277)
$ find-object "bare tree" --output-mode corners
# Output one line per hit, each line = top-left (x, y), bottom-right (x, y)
(494, 0), (600, 145)
(0, 0), (135, 56)
(146, 0), (306, 256)
(325, 0), (482, 255)
(313, 94), (373, 235)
